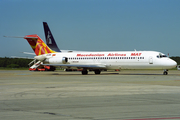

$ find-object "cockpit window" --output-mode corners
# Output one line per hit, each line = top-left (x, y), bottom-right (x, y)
(160, 54), (167, 58)
(157, 53), (167, 58)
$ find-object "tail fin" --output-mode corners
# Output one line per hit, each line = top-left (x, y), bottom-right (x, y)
(24, 34), (56, 56)
(43, 22), (61, 52)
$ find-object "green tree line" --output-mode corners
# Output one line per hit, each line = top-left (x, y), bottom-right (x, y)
(0, 57), (33, 68)
(170, 56), (180, 65)
(0, 57), (180, 68)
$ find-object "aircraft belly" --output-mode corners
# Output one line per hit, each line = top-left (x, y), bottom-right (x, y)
(118, 62), (155, 69)
(105, 65), (120, 69)
(120, 64), (169, 70)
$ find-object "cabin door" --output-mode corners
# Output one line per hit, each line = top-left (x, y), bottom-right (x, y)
(149, 56), (153, 64)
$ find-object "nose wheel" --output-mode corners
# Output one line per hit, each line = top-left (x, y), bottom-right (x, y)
(163, 69), (168, 75)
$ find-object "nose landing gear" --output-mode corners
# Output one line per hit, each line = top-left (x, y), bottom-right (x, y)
(163, 69), (168, 75)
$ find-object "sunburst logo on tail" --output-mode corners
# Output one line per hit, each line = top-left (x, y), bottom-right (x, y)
(24, 34), (56, 56)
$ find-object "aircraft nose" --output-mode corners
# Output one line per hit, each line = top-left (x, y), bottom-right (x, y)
(169, 59), (177, 68)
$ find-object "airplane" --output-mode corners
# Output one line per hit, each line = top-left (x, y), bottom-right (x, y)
(23, 34), (176, 75)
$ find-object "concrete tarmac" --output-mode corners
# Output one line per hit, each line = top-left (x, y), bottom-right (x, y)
(0, 70), (180, 120)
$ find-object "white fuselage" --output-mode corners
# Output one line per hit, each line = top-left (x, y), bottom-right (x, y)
(43, 51), (177, 70)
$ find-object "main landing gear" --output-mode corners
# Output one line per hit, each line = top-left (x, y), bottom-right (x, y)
(163, 69), (168, 75)
(82, 69), (88, 75)
(94, 70), (101, 74)
(81, 69), (101, 75)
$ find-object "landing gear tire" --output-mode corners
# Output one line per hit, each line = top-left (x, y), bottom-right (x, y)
(163, 71), (168, 75)
(163, 70), (168, 75)
(94, 70), (101, 74)
(82, 70), (88, 75)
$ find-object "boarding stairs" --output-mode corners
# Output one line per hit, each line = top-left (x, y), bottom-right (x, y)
(28, 59), (42, 70)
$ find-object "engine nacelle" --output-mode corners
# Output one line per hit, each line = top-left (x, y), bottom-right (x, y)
(44, 57), (68, 64)
(62, 57), (68, 64)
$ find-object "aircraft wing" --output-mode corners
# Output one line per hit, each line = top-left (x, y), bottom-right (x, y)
(42, 64), (106, 69)
(11, 56), (34, 59)
(22, 52), (36, 55)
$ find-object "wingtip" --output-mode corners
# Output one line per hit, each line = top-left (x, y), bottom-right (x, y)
(3, 35), (24, 38)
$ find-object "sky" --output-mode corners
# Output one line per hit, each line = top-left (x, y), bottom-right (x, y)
(0, 0), (180, 57)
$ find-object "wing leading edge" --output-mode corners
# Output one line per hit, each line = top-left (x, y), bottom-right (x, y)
(42, 64), (106, 69)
